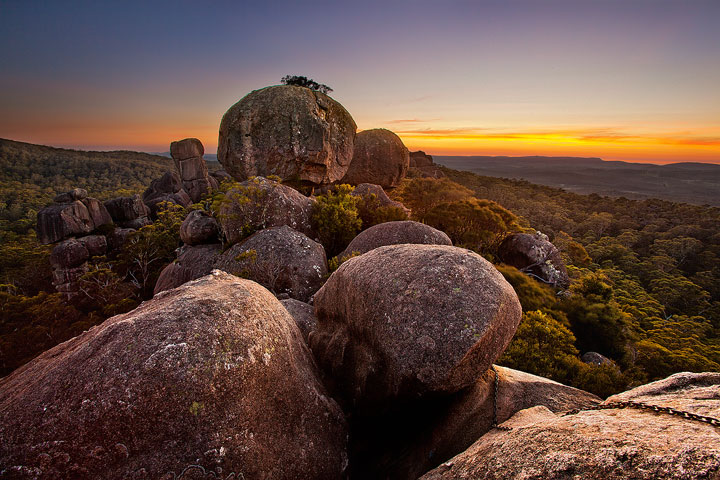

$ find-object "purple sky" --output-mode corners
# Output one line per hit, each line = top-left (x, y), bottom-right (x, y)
(1, 0), (719, 163)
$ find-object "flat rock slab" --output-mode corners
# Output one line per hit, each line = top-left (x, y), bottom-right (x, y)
(421, 372), (720, 480)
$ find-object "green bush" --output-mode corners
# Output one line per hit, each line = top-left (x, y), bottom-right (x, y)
(311, 185), (361, 257)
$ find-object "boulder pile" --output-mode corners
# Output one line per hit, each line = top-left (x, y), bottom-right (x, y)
(104, 194), (151, 229)
(21, 83), (719, 479)
(142, 171), (191, 216)
(36, 189), (115, 296)
(37, 188), (112, 245)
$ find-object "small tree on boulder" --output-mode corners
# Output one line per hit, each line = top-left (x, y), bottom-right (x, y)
(281, 75), (333, 94)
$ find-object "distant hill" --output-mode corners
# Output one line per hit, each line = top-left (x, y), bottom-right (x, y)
(435, 156), (720, 206)
(0, 138), (174, 235)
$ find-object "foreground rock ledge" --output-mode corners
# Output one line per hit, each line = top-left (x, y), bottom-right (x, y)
(0, 271), (348, 480)
(311, 244), (522, 411)
(421, 372), (720, 480)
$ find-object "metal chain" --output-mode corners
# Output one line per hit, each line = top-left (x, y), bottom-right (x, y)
(490, 366), (719, 431)
(562, 400), (720, 428)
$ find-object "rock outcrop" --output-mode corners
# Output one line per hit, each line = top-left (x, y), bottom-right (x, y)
(215, 226), (327, 302)
(409, 150), (434, 167)
(0, 271), (348, 479)
(53, 187), (88, 203)
(217, 85), (357, 186)
(280, 298), (317, 343)
(498, 231), (569, 288)
(179, 210), (219, 245)
(103, 195), (151, 229)
(340, 220), (451, 258)
(351, 183), (410, 214)
(340, 128), (409, 188)
(421, 372), (720, 480)
(581, 351), (616, 367)
(408, 151), (445, 179)
(170, 138), (216, 202)
(37, 192), (113, 245)
(353, 365), (601, 479)
(153, 243), (222, 295)
(311, 244), (522, 411)
(218, 176), (315, 245)
(142, 171), (192, 216)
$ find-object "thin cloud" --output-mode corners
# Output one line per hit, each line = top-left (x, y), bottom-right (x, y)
(394, 127), (720, 147)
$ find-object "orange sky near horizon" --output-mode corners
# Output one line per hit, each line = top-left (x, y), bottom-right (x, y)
(5, 123), (720, 165)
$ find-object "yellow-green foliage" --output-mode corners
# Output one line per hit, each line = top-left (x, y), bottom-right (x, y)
(392, 177), (473, 221)
(212, 177), (271, 243)
(499, 310), (628, 397)
(311, 184), (361, 257)
(328, 251), (361, 272)
(496, 264), (558, 312)
(424, 197), (521, 255)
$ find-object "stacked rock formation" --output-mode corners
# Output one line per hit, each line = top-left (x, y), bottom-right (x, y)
(37, 188), (112, 245)
(103, 194), (151, 229)
(36, 188), (114, 296)
(499, 231), (570, 288)
(142, 171), (191, 216)
(170, 138), (218, 202)
(340, 128), (410, 188)
(217, 85), (357, 186)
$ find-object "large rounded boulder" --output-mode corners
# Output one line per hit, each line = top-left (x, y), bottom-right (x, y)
(0, 271), (348, 479)
(180, 209), (219, 245)
(310, 244), (522, 411)
(153, 243), (222, 295)
(215, 225), (328, 302)
(340, 220), (451, 258)
(218, 85), (357, 186)
(218, 176), (316, 244)
(498, 231), (569, 288)
(341, 128), (410, 188)
(421, 372), (720, 480)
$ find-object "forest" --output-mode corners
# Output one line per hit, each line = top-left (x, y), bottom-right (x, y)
(1, 140), (718, 398)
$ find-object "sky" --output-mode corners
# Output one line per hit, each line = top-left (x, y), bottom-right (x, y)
(1, 0), (719, 164)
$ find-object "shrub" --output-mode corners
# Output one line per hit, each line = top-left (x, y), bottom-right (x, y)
(311, 185), (361, 257)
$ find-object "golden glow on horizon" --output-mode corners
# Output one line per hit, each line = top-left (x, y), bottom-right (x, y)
(390, 127), (720, 164)
(5, 122), (720, 164)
